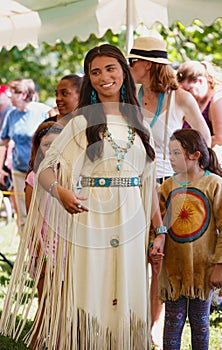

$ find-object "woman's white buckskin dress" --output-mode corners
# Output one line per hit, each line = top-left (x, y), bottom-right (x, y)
(0, 114), (155, 350)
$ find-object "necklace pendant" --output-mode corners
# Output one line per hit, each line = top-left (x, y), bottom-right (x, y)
(104, 124), (135, 173)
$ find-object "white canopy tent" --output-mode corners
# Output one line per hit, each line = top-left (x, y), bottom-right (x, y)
(1, 0), (222, 51)
(0, 0), (41, 50)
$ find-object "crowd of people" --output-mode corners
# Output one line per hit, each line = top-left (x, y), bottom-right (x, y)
(0, 78), (51, 234)
(0, 35), (221, 350)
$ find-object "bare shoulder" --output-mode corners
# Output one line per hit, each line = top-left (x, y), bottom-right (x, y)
(212, 87), (222, 102)
(175, 88), (196, 106)
(174, 88), (199, 117)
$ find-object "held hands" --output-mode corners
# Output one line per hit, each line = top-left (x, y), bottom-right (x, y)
(53, 184), (88, 215)
(209, 263), (222, 290)
(148, 234), (165, 266)
(151, 234), (165, 261)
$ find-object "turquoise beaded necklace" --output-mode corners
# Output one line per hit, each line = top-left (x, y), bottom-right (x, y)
(104, 125), (135, 172)
(139, 87), (165, 128)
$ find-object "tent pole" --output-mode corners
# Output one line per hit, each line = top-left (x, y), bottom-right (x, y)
(126, 0), (134, 54)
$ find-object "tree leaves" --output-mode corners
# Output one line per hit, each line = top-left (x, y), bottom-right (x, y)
(0, 20), (221, 103)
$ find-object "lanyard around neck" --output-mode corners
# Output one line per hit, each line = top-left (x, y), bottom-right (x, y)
(139, 87), (166, 128)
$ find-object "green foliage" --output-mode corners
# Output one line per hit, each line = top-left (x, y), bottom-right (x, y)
(0, 20), (221, 102)
(0, 29), (126, 103)
(159, 18), (222, 67)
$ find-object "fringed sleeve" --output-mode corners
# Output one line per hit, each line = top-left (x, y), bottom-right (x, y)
(0, 115), (87, 349)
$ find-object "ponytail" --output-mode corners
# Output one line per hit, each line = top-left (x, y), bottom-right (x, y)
(171, 129), (222, 177)
(207, 147), (222, 177)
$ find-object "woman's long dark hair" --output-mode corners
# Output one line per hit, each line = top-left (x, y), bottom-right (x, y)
(171, 129), (222, 177)
(77, 44), (155, 162)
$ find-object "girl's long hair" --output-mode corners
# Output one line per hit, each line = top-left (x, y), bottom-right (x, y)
(77, 44), (155, 162)
(171, 129), (222, 177)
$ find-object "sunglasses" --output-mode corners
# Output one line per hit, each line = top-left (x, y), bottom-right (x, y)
(128, 58), (139, 67)
(10, 89), (23, 95)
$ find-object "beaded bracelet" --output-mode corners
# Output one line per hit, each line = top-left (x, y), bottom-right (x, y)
(148, 242), (154, 249)
(48, 180), (59, 197)
(155, 225), (168, 235)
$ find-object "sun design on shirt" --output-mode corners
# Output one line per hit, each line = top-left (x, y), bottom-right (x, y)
(173, 200), (200, 234)
(167, 187), (210, 243)
(178, 203), (194, 221)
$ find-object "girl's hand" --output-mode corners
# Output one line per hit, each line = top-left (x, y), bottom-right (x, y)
(209, 263), (222, 289)
(149, 237), (165, 263)
(149, 253), (163, 275)
(151, 234), (165, 257)
(55, 185), (88, 214)
(149, 250), (164, 264)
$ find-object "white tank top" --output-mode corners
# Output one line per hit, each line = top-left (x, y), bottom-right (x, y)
(144, 91), (183, 178)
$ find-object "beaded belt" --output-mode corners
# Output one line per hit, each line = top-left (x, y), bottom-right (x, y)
(81, 176), (141, 187)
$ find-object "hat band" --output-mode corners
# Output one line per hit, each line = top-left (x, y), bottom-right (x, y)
(130, 48), (168, 59)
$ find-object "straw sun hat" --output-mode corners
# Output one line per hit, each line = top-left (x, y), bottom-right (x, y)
(126, 36), (170, 65)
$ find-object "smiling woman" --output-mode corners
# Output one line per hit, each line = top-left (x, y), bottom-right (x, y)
(89, 56), (126, 104)
(0, 43), (166, 350)
(45, 74), (82, 125)
(55, 74), (82, 118)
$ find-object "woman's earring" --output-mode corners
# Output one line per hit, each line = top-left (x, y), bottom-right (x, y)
(120, 83), (126, 103)
(91, 89), (98, 104)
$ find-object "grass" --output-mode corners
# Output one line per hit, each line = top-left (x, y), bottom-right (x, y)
(0, 211), (33, 349)
(0, 212), (222, 349)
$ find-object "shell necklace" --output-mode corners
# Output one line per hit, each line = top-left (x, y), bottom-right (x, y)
(104, 124), (135, 172)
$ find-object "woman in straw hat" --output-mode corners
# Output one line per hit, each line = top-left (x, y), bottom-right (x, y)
(127, 36), (211, 182)
(127, 36), (211, 349)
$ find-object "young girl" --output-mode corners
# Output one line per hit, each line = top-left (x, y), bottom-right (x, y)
(25, 121), (62, 212)
(158, 128), (222, 349)
(25, 121), (62, 349)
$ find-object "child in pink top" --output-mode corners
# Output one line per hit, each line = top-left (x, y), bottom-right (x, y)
(25, 121), (62, 347)
(25, 120), (62, 268)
